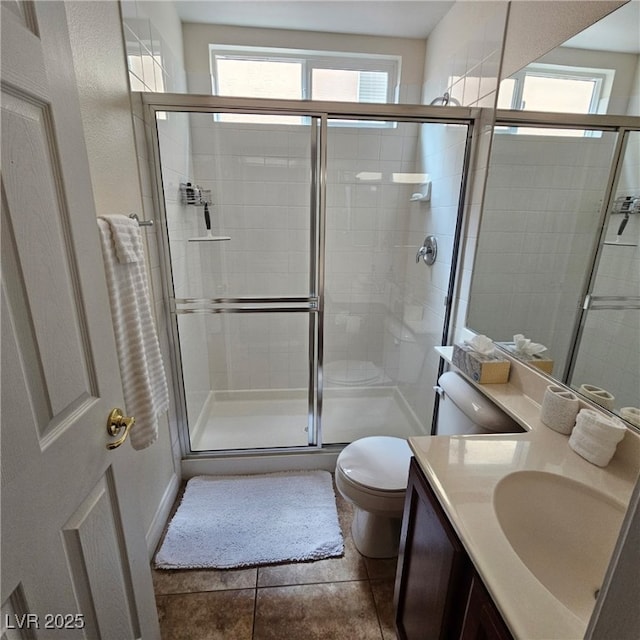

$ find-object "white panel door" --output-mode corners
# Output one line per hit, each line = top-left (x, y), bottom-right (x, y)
(1, 2), (160, 638)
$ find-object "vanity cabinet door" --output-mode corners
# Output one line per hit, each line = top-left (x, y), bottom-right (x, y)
(461, 576), (513, 640)
(394, 457), (473, 640)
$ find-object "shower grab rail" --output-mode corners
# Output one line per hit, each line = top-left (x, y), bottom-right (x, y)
(174, 296), (316, 305)
(583, 295), (640, 311)
(175, 307), (318, 314)
(173, 296), (320, 314)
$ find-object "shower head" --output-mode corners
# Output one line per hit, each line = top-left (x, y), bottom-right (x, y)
(429, 92), (461, 107)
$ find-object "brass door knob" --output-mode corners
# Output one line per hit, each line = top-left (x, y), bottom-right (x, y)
(106, 408), (135, 450)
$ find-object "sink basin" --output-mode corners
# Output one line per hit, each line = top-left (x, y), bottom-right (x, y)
(493, 470), (625, 622)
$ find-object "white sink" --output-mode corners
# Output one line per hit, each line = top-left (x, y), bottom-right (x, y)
(493, 470), (626, 622)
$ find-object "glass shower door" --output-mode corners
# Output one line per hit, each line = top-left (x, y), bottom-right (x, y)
(321, 118), (470, 444)
(157, 110), (320, 451)
(568, 130), (640, 418)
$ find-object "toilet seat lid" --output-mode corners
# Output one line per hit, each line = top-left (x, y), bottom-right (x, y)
(338, 436), (412, 491)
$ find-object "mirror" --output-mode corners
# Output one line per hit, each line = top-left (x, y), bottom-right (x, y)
(497, 1), (639, 118)
(467, 3), (640, 427)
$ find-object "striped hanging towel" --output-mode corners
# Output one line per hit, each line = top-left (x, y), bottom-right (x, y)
(97, 215), (169, 449)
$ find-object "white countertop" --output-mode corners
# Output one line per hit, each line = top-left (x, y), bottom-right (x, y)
(409, 354), (640, 640)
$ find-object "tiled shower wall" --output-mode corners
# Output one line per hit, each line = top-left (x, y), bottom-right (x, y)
(400, 122), (470, 422)
(418, 1), (510, 350)
(467, 132), (617, 375)
(185, 119), (422, 402)
(188, 117), (313, 395)
(323, 122), (418, 383)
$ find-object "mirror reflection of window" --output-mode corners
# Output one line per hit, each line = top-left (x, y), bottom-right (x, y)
(498, 1), (639, 118)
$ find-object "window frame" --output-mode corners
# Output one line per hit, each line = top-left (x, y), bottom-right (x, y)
(497, 63), (613, 137)
(507, 65), (607, 114)
(209, 45), (401, 106)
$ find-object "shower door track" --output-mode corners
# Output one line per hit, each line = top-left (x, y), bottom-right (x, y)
(142, 92), (477, 458)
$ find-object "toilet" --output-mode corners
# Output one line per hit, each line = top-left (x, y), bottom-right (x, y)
(335, 371), (521, 558)
(335, 436), (411, 558)
(435, 371), (521, 435)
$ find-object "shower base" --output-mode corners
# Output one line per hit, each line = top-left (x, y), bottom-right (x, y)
(188, 386), (425, 452)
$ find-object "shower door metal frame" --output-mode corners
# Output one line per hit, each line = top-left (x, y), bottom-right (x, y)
(142, 93), (476, 458)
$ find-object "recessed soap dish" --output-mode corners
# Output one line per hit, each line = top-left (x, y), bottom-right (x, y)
(410, 181), (432, 202)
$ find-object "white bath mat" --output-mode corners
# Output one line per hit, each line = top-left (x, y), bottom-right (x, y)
(154, 470), (344, 569)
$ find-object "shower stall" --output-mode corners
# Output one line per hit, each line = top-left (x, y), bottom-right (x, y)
(144, 95), (474, 455)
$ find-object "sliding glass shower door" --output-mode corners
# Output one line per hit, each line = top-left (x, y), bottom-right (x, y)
(151, 99), (472, 454)
(159, 111), (321, 451)
(321, 118), (470, 444)
(568, 129), (640, 415)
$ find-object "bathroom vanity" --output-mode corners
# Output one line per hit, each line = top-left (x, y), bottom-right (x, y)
(394, 354), (640, 639)
(395, 457), (512, 640)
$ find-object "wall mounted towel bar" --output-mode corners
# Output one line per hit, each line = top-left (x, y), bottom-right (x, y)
(129, 213), (154, 227)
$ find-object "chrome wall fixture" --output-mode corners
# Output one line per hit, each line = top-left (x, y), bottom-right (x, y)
(129, 213), (154, 226)
(416, 235), (437, 266)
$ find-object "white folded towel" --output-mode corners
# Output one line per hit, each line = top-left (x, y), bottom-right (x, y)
(101, 214), (144, 263)
(97, 215), (169, 450)
(569, 409), (626, 467)
(574, 409), (626, 443)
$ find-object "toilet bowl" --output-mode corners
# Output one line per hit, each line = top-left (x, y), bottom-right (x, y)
(335, 436), (412, 558)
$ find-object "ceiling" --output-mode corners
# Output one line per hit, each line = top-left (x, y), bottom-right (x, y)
(563, 0), (640, 54)
(175, 1), (455, 39)
(175, 0), (640, 53)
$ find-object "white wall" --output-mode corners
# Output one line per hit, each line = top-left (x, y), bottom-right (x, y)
(421, 0), (508, 109)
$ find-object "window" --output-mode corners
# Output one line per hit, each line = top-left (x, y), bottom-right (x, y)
(497, 63), (614, 137)
(210, 46), (400, 125)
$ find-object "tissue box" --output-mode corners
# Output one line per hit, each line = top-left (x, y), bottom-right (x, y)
(523, 354), (554, 375)
(501, 343), (553, 374)
(452, 344), (511, 384)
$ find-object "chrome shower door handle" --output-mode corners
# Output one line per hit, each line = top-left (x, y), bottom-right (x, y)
(416, 235), (437, 266)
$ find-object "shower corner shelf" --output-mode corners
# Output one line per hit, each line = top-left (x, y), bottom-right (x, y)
(188, 236), (231, 242)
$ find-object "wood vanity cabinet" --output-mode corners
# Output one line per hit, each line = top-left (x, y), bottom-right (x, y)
(394, 457), (513, 640)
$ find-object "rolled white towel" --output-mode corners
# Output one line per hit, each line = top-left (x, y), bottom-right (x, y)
(620, 407), (640, 428)
(574, 409), (627, 444)
(579, 384), (615, 411)
(569, 426), (619, 467)
(569, 410), (626, 467)
(540, 385), (580, 435)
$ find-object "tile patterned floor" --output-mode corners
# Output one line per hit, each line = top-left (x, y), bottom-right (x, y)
(153, 484), (399, 639)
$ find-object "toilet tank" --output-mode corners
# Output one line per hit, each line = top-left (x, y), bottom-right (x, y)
(383, 317), (425, 383)
(436, 371), (522, 435)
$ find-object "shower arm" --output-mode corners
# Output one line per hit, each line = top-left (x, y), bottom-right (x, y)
(429, 92), (461, 107)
